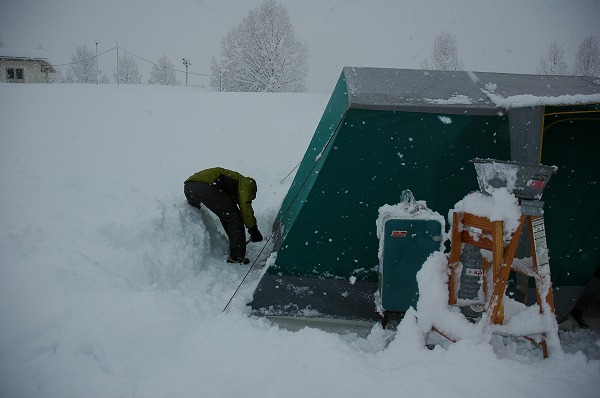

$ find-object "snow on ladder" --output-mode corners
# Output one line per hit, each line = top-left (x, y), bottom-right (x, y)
(444, 211), (559, 358)
(436, 159), (560, 358)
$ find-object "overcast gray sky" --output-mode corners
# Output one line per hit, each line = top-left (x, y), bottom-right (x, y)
(1, 0), (599, 92)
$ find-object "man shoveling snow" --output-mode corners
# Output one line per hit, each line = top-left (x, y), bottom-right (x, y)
(184, 167), (263, 264)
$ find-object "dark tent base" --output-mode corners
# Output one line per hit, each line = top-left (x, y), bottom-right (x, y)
(250, 275), (381, 322)
(250, 274), (411, 333)
(250, 272), (587, 330)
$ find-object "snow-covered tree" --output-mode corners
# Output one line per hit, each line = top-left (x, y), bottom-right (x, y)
(210, 0), (309, 92)
(64, 44), (110, 84)
(537, 41), (568, 75)
(573, 34), (599, 77)
(65, 45), (96, 83)
(422, 31), (464, 71)
(148, 54), (179, 85)
(114, 52), (142, 84)
(49, 68), (64, 83)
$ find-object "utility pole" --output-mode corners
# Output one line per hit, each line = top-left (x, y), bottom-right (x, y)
(219, 61), (233, 92)
(116, 42), (119, 85)
(95, 40), (99, 85)
(182, 58), (190, 86)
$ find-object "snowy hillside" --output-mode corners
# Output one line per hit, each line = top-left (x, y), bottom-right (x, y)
(1, 83), (599, 397)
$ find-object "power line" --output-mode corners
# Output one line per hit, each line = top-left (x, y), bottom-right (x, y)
(119, 46), (210, 77)
(51, 46), (117, 67)
(51, 44), (210, 78)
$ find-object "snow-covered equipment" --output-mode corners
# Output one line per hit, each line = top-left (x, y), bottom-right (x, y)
(441, 159), (560, 358)
(376, 190), (444, 325)
(470, 158), (557, 201)
(250, 67), (600, 328)
(467, 158), (559, 310)
(456, 158), (558, 315)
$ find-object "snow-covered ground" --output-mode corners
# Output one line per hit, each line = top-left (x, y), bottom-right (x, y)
(1, 83), (599, 397)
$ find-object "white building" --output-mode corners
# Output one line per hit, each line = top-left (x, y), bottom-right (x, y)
(0, 48), (55, 83)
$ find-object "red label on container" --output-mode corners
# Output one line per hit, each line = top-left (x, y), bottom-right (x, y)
(391, 230), (407, 237)
(529, 174), (548, 188)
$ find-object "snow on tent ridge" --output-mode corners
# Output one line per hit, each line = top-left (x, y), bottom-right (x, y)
(0, 83), (599, 398)
(479, 76), (600, 109)
(424, 94), (474, 105)
(485, 91), (600, 109)
(424, 81), (600, 109)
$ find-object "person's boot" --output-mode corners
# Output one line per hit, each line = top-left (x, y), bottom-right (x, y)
(227, 255), (250, 265)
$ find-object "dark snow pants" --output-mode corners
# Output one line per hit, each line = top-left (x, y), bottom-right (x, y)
(184, 181), (246, 259)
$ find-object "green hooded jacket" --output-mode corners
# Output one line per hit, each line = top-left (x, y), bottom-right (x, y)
(185, 167), (258, 229)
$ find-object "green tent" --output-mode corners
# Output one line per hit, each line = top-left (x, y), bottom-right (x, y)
(250, 67), (600, 325)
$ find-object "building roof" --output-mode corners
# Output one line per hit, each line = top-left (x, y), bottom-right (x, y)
(343, 67), (600, 115)
(0, 48), (54, 73)
(0, 47), (51, 61)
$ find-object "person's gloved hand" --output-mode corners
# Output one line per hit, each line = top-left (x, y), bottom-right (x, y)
(249, 226), (263, 242)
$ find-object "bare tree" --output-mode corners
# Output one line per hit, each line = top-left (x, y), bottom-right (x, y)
(148, 54), (179, 85)
(114, 52), (142, 84)
(65, 44), (98, 83)
(422, 30), (464, 71)
(573, 34), (600, 77)
(537, 41), (568, 75)
(210, 0), (309, 92)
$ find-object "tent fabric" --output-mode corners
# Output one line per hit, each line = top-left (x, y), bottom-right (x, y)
(541, 114), (600, 286)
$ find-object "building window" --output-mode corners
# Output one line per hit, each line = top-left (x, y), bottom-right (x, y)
(6, 68), (24, 82)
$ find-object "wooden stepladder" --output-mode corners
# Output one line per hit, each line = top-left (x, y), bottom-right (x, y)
(447, 211), (557, 358)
